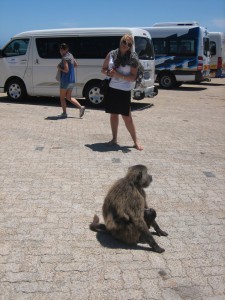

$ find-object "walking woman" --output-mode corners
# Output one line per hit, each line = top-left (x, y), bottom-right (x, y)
(101, 35), (143, 150)
(57, 43), (85, 118)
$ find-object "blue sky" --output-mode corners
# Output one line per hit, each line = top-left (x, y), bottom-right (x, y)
(0, 0), (225, 48)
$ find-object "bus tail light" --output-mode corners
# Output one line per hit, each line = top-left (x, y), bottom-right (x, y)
(197, 56), (203, 70)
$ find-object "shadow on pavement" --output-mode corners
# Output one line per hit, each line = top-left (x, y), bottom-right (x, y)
(0, 95), (154, 112)
(156, 81), (225, 91)
(85, 142), (132, 153)
(158, 86), (207, 92)
(95, 231), (152, 251)
(0, 95), (62, 107)
(45, 115), (78, 120)
(131, 103), (154, 111)
(174, 86), (207, 91)
(189, 81), (225, 87)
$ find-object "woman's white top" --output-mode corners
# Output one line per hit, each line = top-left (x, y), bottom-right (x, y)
(108, 53), (135, 91)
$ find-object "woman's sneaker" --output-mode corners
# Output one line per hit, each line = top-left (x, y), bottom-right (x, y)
(59, 112), (67, 119)
(79, 106), (85, 118)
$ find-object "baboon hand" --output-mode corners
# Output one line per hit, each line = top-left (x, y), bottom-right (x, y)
(156, 228), (168, 237)
(152, 245), (165, 253)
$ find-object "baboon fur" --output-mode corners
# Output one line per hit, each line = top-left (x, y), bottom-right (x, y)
(90, 165), (168, 253)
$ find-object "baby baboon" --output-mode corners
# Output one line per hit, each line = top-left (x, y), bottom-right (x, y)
(90, 165), (168, 253)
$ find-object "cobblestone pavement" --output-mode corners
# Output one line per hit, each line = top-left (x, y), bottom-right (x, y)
(0, 78), (225, 300)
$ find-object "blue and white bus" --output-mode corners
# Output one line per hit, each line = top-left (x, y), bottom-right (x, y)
(143, 22), (211, 88)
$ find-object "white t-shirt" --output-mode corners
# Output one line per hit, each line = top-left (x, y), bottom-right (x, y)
(108, 53), (135, 91)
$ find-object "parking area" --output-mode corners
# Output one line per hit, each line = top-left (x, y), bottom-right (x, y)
(0, 78), (225, 300)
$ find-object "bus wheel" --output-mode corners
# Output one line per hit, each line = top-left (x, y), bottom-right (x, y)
(84, 81), (105, 107)
(6, 79), (27, 101)
(159, 73), (175, 89)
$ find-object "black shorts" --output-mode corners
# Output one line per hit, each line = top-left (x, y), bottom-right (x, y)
(105, 87), (131, 116)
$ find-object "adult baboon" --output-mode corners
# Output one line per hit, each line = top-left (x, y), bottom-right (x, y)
(90, 165), (168, 253)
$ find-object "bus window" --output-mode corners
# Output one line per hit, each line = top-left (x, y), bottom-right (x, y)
(178, 40), (195, 55)
(168, 40), (177, 54)
(152, 38), (166, 55)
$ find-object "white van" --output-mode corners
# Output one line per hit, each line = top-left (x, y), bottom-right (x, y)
(0, 27), (157, 106)
(209, 32), (225, 77)
(143, 22), (211, 88)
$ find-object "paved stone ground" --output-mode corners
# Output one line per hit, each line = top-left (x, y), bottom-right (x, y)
(0, 78), (225, 300)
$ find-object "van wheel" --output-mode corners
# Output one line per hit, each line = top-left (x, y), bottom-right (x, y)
(6, 79), (27, 101)
(159, 73), (175, 89)
(84, 81), (105, 107)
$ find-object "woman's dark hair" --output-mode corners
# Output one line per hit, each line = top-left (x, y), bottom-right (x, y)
(60, 43), (69, 50)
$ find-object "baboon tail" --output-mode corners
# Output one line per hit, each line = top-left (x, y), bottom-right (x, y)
(89, 214), (107, 232)
(90, 223), (107, 232)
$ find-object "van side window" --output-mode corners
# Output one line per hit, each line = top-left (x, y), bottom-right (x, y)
(3, 39), (29, 57)
(36, 38), (62, 58)
(210, 41), (216, 56)
(203, 37), (210, 56)
(36, 36), (121, 59)
(75, 36), (121, 59)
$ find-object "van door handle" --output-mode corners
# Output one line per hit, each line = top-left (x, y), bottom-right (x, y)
(35, 59), (39, 64)
(20, 59), (27, 62)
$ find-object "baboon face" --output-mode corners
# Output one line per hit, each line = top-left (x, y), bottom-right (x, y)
(142, 173), (152, 188)
(127, 165), (152, 188)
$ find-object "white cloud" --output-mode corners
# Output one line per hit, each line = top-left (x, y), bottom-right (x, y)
(211, 18), (225, 29)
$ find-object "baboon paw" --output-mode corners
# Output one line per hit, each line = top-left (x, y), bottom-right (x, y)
(153, 245), (165, 253)
(160, 231), (168, 236)
(161, 231), (168, 237)
(156, 230), (168, 237)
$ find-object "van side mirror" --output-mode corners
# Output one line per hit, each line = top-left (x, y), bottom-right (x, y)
(0, 49), (3, 58)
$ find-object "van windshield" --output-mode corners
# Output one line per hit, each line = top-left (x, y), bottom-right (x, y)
(134, 36), (154, 60)
(3, 39), (29, 57)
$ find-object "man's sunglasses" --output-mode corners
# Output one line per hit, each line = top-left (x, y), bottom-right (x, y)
(122, 40), (132, 47)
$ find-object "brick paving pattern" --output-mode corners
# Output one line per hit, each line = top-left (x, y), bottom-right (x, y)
(0, 78), (225, 299)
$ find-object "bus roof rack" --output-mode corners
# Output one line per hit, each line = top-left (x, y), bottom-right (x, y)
(153, 21), (199, 27)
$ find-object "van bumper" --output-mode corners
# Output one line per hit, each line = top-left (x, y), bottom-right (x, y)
(195, 71), (211, 82)
(132, 85), (158, 100)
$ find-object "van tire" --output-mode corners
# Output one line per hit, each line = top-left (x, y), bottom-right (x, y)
(6, 79), (27, 101)
(158, 73), (176, 89)
(84, 81), (105, 107)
